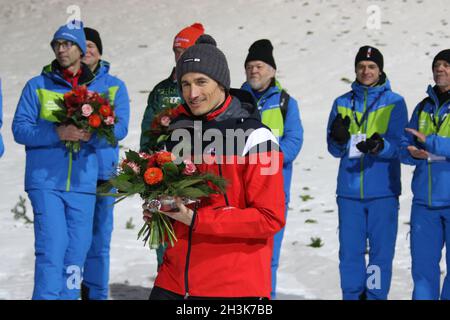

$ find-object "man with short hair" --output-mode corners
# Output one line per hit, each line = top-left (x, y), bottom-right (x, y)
(401, 49), (450, 300)
(241, 39), (303, 299)
(12, 21), (112, 300)
(80, 27), (130, 300)
(139, 23), (204, 269)
(144, 35), (285, 299)
(326, 46), (408, 300)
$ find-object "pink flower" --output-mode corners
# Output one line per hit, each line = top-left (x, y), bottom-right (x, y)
(81, 104), (93, 117)
(182, 159), (197, 175)
(160, 116), (171, 127)
(126, 161), (140, 174)
(139, 152), (152, 160)
(104, 116), (115, 125)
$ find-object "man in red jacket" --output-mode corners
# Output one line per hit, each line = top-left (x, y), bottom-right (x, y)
(143, 34), (285, 299)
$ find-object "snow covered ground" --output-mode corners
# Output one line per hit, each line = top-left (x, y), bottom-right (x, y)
(0, 0), (448, 300)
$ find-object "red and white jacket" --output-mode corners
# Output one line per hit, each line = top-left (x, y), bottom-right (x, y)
(154, 95), (285, 298)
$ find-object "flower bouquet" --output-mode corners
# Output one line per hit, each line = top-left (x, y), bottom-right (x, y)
(98, 150), (227, 249)
(53, 85), (117, 152)
(143, 106), (182, 151)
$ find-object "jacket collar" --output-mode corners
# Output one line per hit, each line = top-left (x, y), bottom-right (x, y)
(351, 72), (391, 99)
(42, 60), (95, 87)
(241, 78), (283, 102)
(427, 85), (450, 108)
(169, 96), (250, 131)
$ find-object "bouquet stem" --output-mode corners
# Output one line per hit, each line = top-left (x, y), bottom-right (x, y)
(138, 211), (178, 250)
(65, 141), (81, 153)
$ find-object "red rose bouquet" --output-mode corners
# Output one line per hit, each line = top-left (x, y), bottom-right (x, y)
(98, 150), (227, 249)
(53, 85), (117, 152)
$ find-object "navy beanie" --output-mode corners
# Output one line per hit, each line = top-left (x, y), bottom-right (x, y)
(176, 34), (230, 91)
(245, 39), (277, 70)
(355, 46), (384, 71)
(432, 49), (450, 69)
(51, 20), (86, 55)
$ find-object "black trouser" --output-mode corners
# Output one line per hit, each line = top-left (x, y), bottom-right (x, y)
(149, 286), (268, 300)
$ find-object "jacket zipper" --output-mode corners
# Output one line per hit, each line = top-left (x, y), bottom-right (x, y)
(360, 89), (368, 200)
(66, 150), (73, 191)
(218, 162), (230, 206)
(428, 162), (432, 207)
(184, 205), (197, 299)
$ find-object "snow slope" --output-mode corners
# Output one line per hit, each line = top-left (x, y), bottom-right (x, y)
(0, 0), (448, 299)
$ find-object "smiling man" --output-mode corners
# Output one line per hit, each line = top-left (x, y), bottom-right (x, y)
(144, 35), (285, 300)
(400, 49), (450, 300)
(326, 46), (408, 300)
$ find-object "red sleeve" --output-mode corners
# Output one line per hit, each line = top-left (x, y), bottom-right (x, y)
(193, 150), (286, 239)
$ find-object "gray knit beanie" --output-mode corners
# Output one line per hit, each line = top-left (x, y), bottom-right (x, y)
(176, 34), (230, 91)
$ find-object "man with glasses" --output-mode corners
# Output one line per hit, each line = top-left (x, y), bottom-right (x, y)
(12, 21), (111, 299)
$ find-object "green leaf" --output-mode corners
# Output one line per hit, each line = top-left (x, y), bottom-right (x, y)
(110, 179), (134, 192)
(156, 134), (169, 143)
(115, 173), (133, 182)
(162, 162), (179, 176)
(128, 182), (146, 194)
(125, 150), (142, 163)
(171, 177), (204, 190)
(96, 181), (113, 193)
(177, 187), (210, 198)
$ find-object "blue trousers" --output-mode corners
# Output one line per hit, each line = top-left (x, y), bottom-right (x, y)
(410, 203), (450, 300)
(271, 205), (288, 299)
(82, 194), (115, 300)
(337, 196), (398, 300)
(28, 190), (95, 300)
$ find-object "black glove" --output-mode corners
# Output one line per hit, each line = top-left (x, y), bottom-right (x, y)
(330, 114), (351, 144)
(356, 133), (384, 155)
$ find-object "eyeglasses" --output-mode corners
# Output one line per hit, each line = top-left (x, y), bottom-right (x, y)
(51, 40), (74, 51)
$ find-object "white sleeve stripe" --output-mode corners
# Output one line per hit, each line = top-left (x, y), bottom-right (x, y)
(241, 127), (279, 157)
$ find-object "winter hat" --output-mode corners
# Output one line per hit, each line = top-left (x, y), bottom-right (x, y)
(245, 39), (277, 70)
(173, 23), (205, 49)
(176, 34), (230, 91)
(52, 20), (86, 55)
(84, 27), (103, 55)
(432, 49), (450, 69)
(355, 45), (384, 71)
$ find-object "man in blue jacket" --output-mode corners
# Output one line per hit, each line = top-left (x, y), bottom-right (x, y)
(80, 27), (130, 300)
(12, 21), (113, 300)
(327, 46), (408, 300)
(401, 49), (450, 300)
(241, 39), (303, 299)
(0, 78), (4, 158)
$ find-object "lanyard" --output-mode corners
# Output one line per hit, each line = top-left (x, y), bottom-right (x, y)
(429, 104), (450, 133)
(351, 89), (385, 131)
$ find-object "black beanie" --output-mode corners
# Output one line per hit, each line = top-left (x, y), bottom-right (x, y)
(176, 34), (230, 91)
(84, 27), (103, 55)
(432, 49), (450, 69)
(355, 46), (383, 71)
(245, 39), (277, 70)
